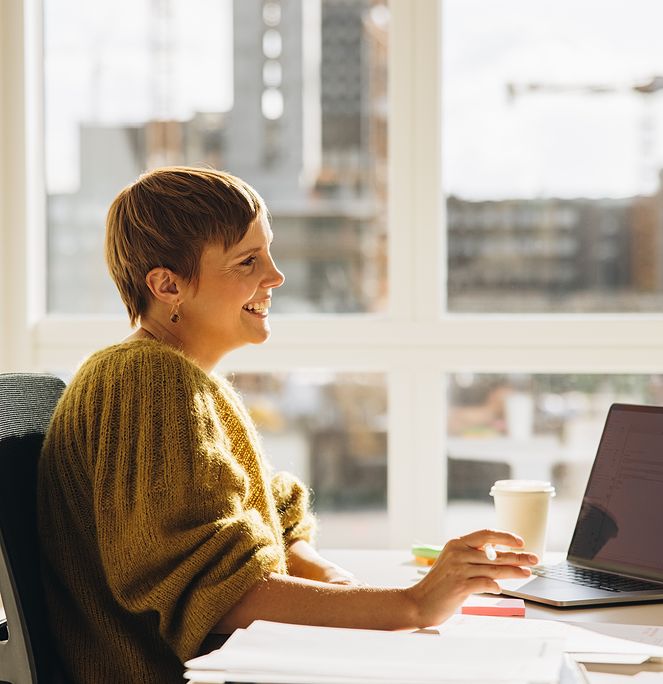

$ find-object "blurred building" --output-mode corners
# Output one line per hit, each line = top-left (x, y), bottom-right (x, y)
(447, 174), (663, 312)
(630, 171), (663, 293)
(47, 0), (387, 316)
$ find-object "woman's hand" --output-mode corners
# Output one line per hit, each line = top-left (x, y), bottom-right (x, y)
(406, 529), (538, 628)
(286, 539), (363, 586)
(318, 563), (363, 587)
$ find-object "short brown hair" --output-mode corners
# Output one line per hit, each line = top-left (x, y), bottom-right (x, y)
(105, 166), (266, 326)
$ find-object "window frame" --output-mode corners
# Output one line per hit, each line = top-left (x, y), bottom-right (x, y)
(3, 0), (663, 546)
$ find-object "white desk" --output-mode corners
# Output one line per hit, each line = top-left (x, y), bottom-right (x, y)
(321, 549), (663, 682)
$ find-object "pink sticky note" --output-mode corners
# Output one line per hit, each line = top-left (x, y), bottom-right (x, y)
(461, 596), (525, 617)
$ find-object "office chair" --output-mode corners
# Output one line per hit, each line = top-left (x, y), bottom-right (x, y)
(0, 373), (66, 684)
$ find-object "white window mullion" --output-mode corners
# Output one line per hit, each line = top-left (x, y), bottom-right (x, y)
(387, 0), (415, 322)
(411, 0), (446, 545)
(410, 0), (443, 321)
(387, 0), (419, 547)
(0, 0), (10, 371)
(387, 369), (446, 549)
(0, 0), (32, 372)
(25, 0), (46, 329)
(31, 314), (663, 373)
(387, 371), (417, 547)
(387, 0), (445, 547)
(412, 369), (447, 543)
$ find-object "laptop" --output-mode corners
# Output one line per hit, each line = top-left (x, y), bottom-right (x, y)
(499, 403), (663, 607)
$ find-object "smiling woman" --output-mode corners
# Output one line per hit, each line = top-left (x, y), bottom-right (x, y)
(36, 166), (536, 684)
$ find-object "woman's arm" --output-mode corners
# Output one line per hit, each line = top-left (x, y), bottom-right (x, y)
(214, 529), (537, 633)
(214, 572), (416, 632)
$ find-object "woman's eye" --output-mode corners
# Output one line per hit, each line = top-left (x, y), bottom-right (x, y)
(240, 256), (257, 267)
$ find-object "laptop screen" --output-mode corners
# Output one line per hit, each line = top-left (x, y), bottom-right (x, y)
(568, 403), (663, 582)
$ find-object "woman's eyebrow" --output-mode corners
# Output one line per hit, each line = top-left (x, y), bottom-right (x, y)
(232, 245), (263, 259)
(231, 234), (274, 260)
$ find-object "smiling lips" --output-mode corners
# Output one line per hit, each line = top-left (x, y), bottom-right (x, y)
(242, 300), (270, 316)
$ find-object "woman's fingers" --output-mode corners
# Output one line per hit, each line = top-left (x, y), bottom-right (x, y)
(441, 540), (537, 567)
(466, 548), (538, 566)
(471, 563), (532, 579)
(466, 577), (502, 595)
(459, 528), (525, 548)
(493, 550), (539, 566)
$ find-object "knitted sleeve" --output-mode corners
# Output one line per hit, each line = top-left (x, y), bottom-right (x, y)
(87, 345), (284, 662)
(270, 470), (317, 545)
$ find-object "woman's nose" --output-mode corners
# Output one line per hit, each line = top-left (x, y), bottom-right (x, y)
(264, 258), (285, 289)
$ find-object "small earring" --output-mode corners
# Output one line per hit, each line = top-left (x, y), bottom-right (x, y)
(170, 303), (181, 324)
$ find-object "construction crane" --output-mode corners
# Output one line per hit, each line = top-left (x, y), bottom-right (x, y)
(506, 76), (663, 192)
(506, 75), (663, 101)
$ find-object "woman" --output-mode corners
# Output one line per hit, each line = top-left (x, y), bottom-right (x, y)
(38, 167), (536, 684)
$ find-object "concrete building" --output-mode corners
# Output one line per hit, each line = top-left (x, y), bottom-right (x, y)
(446, 181), (663, 313)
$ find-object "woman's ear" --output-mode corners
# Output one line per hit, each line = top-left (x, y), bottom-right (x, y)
(144, 267), (181, 305)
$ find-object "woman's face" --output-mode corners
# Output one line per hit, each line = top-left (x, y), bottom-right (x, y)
(182, 214), (285, 358)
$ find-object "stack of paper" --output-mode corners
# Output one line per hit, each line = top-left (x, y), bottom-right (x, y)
(185, 620), (564, 684)
(439, 615), (663, 665)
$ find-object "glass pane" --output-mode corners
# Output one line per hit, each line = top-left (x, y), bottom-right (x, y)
(443, 1), (663, 312)
(446, 373), (663, 551)
(232, 371), (388, 548)
(44, 0), (388, 315)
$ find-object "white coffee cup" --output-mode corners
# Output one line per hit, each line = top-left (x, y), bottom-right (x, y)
(489, 479), (556, 561)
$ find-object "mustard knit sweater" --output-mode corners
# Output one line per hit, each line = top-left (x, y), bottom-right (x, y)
(37, 339), (315, 684)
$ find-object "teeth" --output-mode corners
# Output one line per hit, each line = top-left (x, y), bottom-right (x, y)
(243, 302), (269, 313)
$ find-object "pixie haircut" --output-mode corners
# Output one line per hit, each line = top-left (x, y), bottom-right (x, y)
(105, 166), (266, 326)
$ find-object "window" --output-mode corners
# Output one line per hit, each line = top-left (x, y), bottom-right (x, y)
(444, 0), (663, 313)
(3, 0), (663, 549)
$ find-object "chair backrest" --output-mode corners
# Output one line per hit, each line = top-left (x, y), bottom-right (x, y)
(0, 373), (66, 684)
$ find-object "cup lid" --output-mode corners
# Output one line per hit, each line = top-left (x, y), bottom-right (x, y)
(490, 479), (556, 495)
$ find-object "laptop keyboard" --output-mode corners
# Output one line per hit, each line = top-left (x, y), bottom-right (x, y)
(532, 563), (663, 592)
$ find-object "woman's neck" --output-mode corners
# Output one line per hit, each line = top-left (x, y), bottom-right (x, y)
(135, 316), (183, 350)
(125, 315), (220, 374)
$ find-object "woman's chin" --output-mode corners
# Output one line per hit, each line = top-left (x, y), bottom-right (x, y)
(246, 322), (272, 345)
(255, 327), (272, 344)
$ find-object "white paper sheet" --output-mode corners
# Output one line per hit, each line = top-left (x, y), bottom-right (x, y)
(184, 670), (537, 684)
(185, 620), (563, 683)
(564, 622), (663, 651)
(439, 615), (663, 663)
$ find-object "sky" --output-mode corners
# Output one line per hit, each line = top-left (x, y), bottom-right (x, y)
(44, 0), (233, 193)
(443, 0), (663, 199)
(45, 0), (663, 199)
